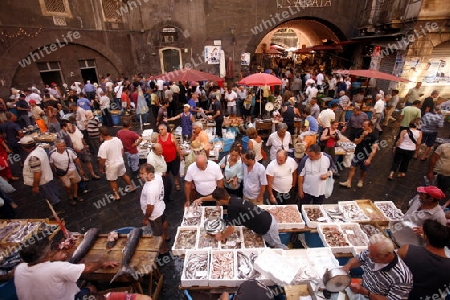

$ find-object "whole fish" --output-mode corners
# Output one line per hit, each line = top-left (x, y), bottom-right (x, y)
(69, 228), (100, 264)
(110, 227), (143, 283)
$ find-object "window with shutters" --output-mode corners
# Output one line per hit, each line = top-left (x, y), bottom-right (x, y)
(102, 0), (122, 22)
(39, 0), (72, 18)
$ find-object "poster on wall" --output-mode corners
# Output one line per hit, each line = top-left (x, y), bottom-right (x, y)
(241, 53), (250, 65)
(423, 59), (449, 84)
(204, 46), (221, 65)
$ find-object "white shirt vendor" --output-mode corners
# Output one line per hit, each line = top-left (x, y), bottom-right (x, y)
(243, 161), (267, 199)
(266, 131), (291, 161)
(265, 156), (297, 193)
(140, 174), (165, 221)
(15, 261), (84, 300)
(298, 154), (332, 197)
(184, 160), (223, 196)
(147, 151), (167, 176)
(225, 90), (238, 107)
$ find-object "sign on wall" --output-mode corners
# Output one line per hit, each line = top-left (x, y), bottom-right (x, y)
(204, 46), (221, 65)
(241, 53), (250, 66)
(276, 0), (332, 8)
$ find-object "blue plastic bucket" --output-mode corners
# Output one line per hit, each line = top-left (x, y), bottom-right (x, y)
(111, 114), (121, 126)
(279, 232), (291, 246)
(241, 136), (249, 152)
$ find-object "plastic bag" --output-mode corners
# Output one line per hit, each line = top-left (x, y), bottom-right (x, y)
(343, 152), (355, 168)
(0, 177), (16, 193)
(324, 176), (335, 198)
(136, 86), (149, 115)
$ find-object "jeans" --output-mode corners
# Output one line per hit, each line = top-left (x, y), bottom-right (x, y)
(125, 152), (140, 172)
(227, 106), (236, 116)
(262, 215), (289, 249)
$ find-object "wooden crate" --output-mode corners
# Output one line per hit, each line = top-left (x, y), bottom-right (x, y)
(354, 199), (389, 226)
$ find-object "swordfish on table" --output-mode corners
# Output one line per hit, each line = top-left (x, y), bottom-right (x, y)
(110, 227), (143, 283)
(69, 228), (100, 264)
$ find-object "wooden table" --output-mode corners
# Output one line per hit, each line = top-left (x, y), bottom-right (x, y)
(67, 233), (163, 299)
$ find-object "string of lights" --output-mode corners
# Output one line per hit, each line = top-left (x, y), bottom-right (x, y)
(0, 26), (43, 38)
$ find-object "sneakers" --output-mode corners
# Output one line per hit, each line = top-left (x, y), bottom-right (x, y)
(357, 181), (364, 188)
(339, 181), (351, 188)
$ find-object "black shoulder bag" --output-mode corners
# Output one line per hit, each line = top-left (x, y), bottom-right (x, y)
(54, 150), (70, 176)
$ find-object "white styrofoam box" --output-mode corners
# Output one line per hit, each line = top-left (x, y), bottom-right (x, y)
(338, 201), (370, 222)
(235, 248), (263, 285)
(317, 224), (353, 254)
(321, 204), (346, 223)
(259, 204), (305, 230)
(172, 227), (199, 256)
(208, 250), (238, 287)
(201, 206), (224, 227)
(254, 248), (301, 286)
(242, 228), (267, 249)
(220, 226), (244, 250)
(339, 223), (369, 247)
(306, 248), (340, 280)
(302, 205), (330, 229)
(373, 201), (404, 221)
(196, 229), (221, 250)
(181, 249), (210, 287)
(181, 206), (203, 227)
(281, 249), (319, 284)
(142, 129), (154, 140)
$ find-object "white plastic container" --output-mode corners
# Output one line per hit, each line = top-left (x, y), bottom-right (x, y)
(302, 205), (330, 228)
(259, 204), (305, 230)
(339, 201), (370, 222)
(373, 201), (404, 221)
(172, 227), (198, 256)
(208, 250), (238, 287)
(317, 224), (353, 254)
(181, 249), (210, 287)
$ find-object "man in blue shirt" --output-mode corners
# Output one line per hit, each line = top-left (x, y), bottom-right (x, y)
(188, 92), (200, 117)
(77, 93), (92, 111)
(83, 80), (96, 100)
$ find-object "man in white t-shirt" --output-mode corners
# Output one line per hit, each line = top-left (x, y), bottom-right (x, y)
(98, 127), (135, 201)
(318, 103), (338, 129)
(225, 88), (238, 116)
(14, 234), (117, 300)
(298, 144), (334, 206)
(184, 154), (224, 207)
(139, 163), (169, 254)
(265, 149), (298, 205)
(372, 93), (386, 132)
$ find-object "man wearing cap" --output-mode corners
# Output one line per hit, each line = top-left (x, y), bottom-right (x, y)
(166, 104), (195, 142)
(20, 136), (61, 206)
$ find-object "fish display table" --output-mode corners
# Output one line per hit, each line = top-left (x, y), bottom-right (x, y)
(66, 233), (163, 299)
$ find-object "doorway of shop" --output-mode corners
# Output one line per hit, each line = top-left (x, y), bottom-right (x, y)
(79, 59), (98, 83)
(160, 47), (182, 73)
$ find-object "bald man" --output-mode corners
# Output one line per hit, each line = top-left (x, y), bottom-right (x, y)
(184, 154), (224, 207)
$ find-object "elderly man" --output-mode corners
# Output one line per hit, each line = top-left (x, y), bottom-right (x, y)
(342, 234), (413, 299)
(184, 154), (223, 207)
(266, 149), (297, 205)
(336, 90), (350, 124)
(147, 143), (171, 202)
(309, 97), (320, 119)
(242, 150), (267, 205)
(98, 127), (135, 201)
(340, 120), (378, 188)
(20, 136), (61, 206)
(191, 121), (211, 154)
(196, 187), (288, 250)
(298, 144), (335, 206)
(50, 139), (85, 206)
(342, 107), (368, 142)
(428, 142), (450, 199)
(266, 123), (291, 161)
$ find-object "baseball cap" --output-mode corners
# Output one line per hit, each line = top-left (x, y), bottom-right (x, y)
(183, 104), (190, 108)
(417, 186), (445, 199)
(18, 136), (36, 145)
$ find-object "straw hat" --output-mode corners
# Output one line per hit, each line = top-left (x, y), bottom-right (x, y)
(190, 140), (204, 151)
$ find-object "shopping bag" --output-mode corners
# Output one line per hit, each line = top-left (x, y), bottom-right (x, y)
(324, 176), (335, 198)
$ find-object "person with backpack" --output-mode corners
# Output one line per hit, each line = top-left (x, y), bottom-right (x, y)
(388, 122), (422, 180)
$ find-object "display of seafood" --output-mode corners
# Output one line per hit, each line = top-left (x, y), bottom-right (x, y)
(203, 207), (222, 220)
(322, 205), (346, 223)
(303, 207), (326, 222)
(291, 258), (318, 284)
(374, 202), (404, 221)
(182, 206), (202, 226)
(338, 142), (356, 152)
(184, 252), (209, 280)
(340, 224), (368, 246)
(210, 251), (234, 279)
(320, 226), (349, 247)
(360, 224), (383, 238)
(6, 222), (42, 243)
(197, 229), (219, 249)
(242, 228), (265, 248)
(236, 251), (260, 279)
(0, 221), (22, 240)
(221, 230), (242, 249)
(340, 202), (370, 221)
(174, 229), (197, 250)
(265, 205), (303, 223)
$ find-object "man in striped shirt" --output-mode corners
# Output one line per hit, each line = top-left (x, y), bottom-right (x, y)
(342, 234), (413, 299)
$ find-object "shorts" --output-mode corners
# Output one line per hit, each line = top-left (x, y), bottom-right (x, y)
(149, 213), (166, 236)
(77, 149), (91, 163)
(106, 163), (126, 181)
(422, 131), (438, 147)
(351, 155), (370, 172)
(166, 156), (180, 176)
(59, 169), (81, 188)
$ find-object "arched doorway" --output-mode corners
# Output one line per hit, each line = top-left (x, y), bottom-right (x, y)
(159, 47), (183, 73)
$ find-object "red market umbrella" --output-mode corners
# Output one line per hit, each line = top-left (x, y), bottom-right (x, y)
(153, 68), (224, 82)
(333, 69), (410, 82)
(265, 48), (282, 55)
(237, 73), (282, 86)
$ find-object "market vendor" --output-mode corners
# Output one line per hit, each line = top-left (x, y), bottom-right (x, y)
(14, 234), (118, 300)
(194, 187), (288, 250)
(341, 234), (413, 299)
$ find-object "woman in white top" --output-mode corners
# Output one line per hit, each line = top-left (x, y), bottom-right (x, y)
(219, 145), (243, 197)
(388, 122), (422, 179)
(246, 127), (263, 163)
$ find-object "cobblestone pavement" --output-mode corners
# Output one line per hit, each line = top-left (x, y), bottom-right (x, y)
(7, 120), (450, 299)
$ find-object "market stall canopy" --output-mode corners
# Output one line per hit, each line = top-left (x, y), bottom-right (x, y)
(238, 73), (282, 86)
(333, 69), (410, 82)
(153, 68), (224, 83)
(265, 48), (282, 55)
